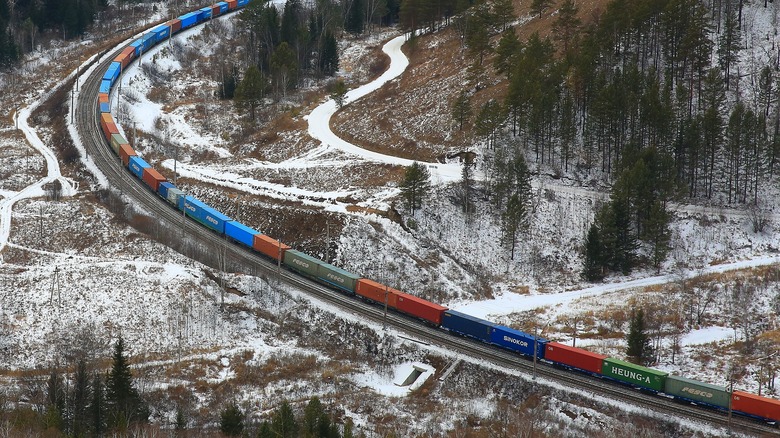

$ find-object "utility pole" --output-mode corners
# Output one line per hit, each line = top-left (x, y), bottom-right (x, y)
(383, 283), (389, 330)
(325, 220), (330, 264)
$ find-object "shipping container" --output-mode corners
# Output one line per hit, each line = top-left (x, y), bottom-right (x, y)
(141, 32), (157, 52)
(99, 102), (110, 113)
(102, 62), (121, 86)
(218, 2), (229, 13)
(99, 79), (112, 94)
(167, 18), (182, 33)
(238, 0), (249, 6)
(731, 391), (780, 422)
(664, 375), (730, 409)
(119, 143), (136, 166)
(225, 221), (259, 248)
(253, 234), (290, 261)
(355, 279), (399, 308)
(601, 358), (667, 392)
(199, 7), (212, 21)
(441, 310), (494, 342)
(130, 39), (144, 57)
(158, 181), (174, 199)
(151, 24), (170, 42)
(211, 5), (221, 16)
(142, 167), (166, 192)
(114, 46), (135, 70)
(396, 293), (447, 325)
(284, 250), (323, 279)
(490, 325), (546, 358)
(545, 342), (606, 375)
(166, 186), (184, 206)
(179, 12), (199, 29)
(128, 156), (150, 180)
(98, 93), (109, 104)
(316, 262), (359, 293)
(177, 196), (230, 234)
(227, 0), (238, 10)
(109, 133), (127, 156)
(101, 113), (119, 140)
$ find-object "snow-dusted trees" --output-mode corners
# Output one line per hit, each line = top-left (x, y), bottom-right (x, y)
(219, 403), (245, 436)
(105, 336), (147, 429)
(399, 161), (432, 216)
(235, 65), (267, 121)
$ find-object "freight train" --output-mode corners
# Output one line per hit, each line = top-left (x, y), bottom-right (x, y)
(94, 0), (780, 427)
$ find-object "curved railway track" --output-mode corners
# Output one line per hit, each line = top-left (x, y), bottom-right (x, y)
(72, 17), (777, 438)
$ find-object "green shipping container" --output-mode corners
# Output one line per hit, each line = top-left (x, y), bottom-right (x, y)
(602, 358), (667, 392)
(283, 250), (322, 278)
(317, 263), (359, 293)
(664, 375), (730, 409)
(110, 133), (128, 155)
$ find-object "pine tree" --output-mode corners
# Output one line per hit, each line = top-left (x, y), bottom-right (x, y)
(70, 359), (91, 438)
(258, 421), (274, 438)
(90, 373), (106, 436)
(345, 0), (365, 35)
(270, 41), (298, 97)
(718, 7), (741, 90)
(271, 400), (298, 438)
(474, 99), (504, 148)
(399, 162), (432, 215)
(493, 29), (521, 78)
(330, 79), (348, 109)
(105, 336), (145, 430)
(235, 65), (266, 120)
(451, 90), (472, 131)
(219, 403), (244, 437)
(502, 193), (527, 259)
(460, 154), (475, 217)
(492, 0), (514, 32)
(44, 368), (66, 431)
(530, 0), (552, 18)
(626, 308), (651, 365)
(319, 31), (339, 76)
(583, 224), (605, 281)
(552, 0), (580, 56)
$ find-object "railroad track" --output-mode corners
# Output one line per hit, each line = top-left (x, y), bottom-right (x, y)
(72, 22), (778, 438)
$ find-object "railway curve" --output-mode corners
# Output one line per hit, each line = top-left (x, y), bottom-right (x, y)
(69, 8), (777, 437)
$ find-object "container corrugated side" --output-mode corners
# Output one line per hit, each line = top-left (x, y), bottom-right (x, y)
(142, 167), (166, 192)
(109, 133), (127, 155)
(731, 391), (780, 422)
(283, 250), (322, 278)
(441, 310), (494, 342)
(396, 293), (446, 325)
(128, 156), (150, 179)
(252, 234), (290, 261)
(544, 342), (606, 375)
(490, 325), (546, 357)
(316, 262), (359, 293)
(119, 143), (136, 166)
(179, 12), (198, 29)
(227, 0), (238, 9)
(225, 221), (259, 248)
(158, 181), (174, 199)
(664, 375), (730, 409)
(355, 279), (399, 308)
(601, 358), (667, 392)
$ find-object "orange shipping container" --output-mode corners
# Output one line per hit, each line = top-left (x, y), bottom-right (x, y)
(100, 113), (119, 140)
(396, 292), (447, 325)
(227, 0), (238, 9)
(114, 46), (135, 70)
(98, 93), (109, 104)
(356, 279), (400, 308)
(119, 143), (136, 166)
(168, 18), (182, 33)
(211, 5), (221, 15)
(731, 391), (780, 422)
(253, 234), (290, 261)
(142, 167), (166, 192)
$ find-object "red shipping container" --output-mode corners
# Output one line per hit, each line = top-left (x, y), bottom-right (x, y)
(142, 167), (166, 191)
(211, 5), (221, 16)
(98, 93), (109, 104)
(114, 46), (135, 70)
(100, 113), (119, 140)
(168, 19), (182, 33)
(732, 391), (780, 422)
(119, 143), (136, 167)
(545, 342), (607, 375)
(253, 234), (290, 261)
(227, 0), (238, 9)
(356, 279), (399, 308)
(396, 292), (447, 325)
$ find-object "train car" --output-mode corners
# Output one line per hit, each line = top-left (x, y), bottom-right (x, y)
(103, 62), (121, 87)
(98, 93), (110, 113)
(355, 278), (399, 308)
(211, 4), (222, 16)
(119, 143), (136, 166)
(179, 12), (199, 29)
(238, 0), (249, 6)
(167, 18), (182, 34)
(218, 2), (230, 14)
(130, 39), (144, 57)
(109, 133), (128, 155)
(490, 325), (546, 358)
(158, 182), (184, 206)
(141, 32), (157, 52)
(225, 221), (259, 248)
(114, 46), (136, 70)
(100, 114), (119, 140)
(396, 293), (446, 325)
(158, 181), (174, 199)
(227, 0), (238, 10)
(601, 358), (667, 392)
(316, 262), (359, 293)
(284, 250), (322, 279)
(151, 24), (171, 42)
(99, 79), (112, 94)
(441, 310), (494, 343)
(664, 375), (730, 410)
(178, 195), (231, 234)
(544, 342), (606, 375)
(198, 7), (212, 21)
(253, 234), (290, 261)
(142, 167), (166, 192)
(128, 156), (150, 180)
(731, 391), (780, 422)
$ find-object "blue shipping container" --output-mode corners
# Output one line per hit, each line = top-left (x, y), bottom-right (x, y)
(217, 2), (229, 13)
(179, 12), (199, 29)
(99, 79), (112, 94)
(490, 325), (547, 358)
(130, 39), (144, 57)
(142, 32), (157, 52)
(99, 102), (110, 113)
(199, 7), (212, 20)
(441, 310), (495, 343)
(128, 156), (151, 179)
(225, 221), (259, 248)
(152, 25), (170, 42)
(103, 62), (121, 85)
(158, 181), (175, 199)
(178, 196), (230, 234)
(238, 0), (250, 6)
